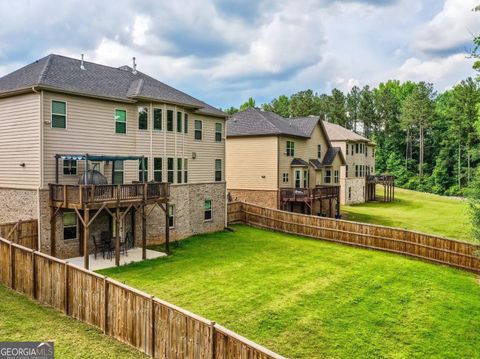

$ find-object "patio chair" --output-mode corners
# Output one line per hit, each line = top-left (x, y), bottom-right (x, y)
(100, 231), (113, 260)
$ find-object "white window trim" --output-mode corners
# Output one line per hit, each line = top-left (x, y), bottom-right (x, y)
(51, 99), (67, 129)
(168, 204), (175, 229)
(63, 212), (78, 241)
(138, 106), (149, 131)
(114, 108), (128, 135)
(204, 199), (213, 222)
(194, 120), (203, 141)
(153, 107), (163, 131)
(62, 159), (78, 177)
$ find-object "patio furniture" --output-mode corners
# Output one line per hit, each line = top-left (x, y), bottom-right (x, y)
(101, 231), (114, 260)
(125, 231), (134, 250)
(92, 235), (101, 259)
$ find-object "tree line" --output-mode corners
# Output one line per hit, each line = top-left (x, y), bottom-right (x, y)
(224, 78), (480, 197)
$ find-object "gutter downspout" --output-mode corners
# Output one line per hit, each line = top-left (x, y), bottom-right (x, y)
(32, 87), (43, 251)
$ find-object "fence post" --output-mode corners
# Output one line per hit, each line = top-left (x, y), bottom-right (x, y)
(151, 296), (155, 358)
(103, 276), (108, 334)
(9, 242), (15, 290)
(15, 220), (21, 244)
(211, 321), (216, 359)
(32, 249), (36, 299)
(64, 262), (69, 314)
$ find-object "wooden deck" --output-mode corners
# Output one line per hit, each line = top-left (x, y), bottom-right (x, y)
(279, 186), (340, 203)
(49, 182), (170, 209)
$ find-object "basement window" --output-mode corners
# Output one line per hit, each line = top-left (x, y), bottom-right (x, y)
(204, 200), (212, 221)
(63, 212), (77, 240)
(168, 205), (175, 228)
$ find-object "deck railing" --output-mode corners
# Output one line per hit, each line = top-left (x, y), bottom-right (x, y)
(49, 182), (170, 206)
(280, 186), (339, 202)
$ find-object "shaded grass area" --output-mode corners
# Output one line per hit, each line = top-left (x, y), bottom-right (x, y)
(0, 285), (145, 359)
(100, 225), (480, 359)
(342, 187), (472, 242)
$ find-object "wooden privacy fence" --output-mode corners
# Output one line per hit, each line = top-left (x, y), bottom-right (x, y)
(0, 219), (37, 250)
(227, 202), (480, 274)
(0, 236), (285, 359)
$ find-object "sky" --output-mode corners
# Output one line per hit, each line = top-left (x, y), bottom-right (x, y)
(0, 0), (479, 109)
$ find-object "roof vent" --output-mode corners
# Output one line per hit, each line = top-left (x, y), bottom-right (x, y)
(80, 54), (86, 70)
(132, 57), (137, 74)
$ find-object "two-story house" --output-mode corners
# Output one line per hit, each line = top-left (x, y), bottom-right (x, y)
(322, 121), (376, 204)
(0, 54), (227, 264)
(226, 108), (345, 217)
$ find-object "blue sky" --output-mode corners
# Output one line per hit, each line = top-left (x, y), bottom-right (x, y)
(0, 0), (478, 109)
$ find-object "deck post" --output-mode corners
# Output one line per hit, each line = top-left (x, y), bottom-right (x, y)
(165, 201), (170, 254)
(115, 207), (120, 266)
(142, 204), (147, 260)
(84, 208), (90, 269)
(50, 207), (56, 257)
(55, 155), (59, 184)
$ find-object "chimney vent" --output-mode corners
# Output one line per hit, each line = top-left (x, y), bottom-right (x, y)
(80, 54), (86, 70)
(132, 57), (137, 74)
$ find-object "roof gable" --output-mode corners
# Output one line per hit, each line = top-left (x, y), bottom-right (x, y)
(322, 121), (372, 143)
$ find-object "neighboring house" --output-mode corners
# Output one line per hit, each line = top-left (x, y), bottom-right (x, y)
(226, 108), (345, 217)
(322, 122), (376, 205)
(0, 54), (227, 261)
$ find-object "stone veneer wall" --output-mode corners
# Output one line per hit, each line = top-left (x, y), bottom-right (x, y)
(38, 182), (226, 259)
(0, 188), (38, 223)
(340, 178), (366, 205)
(228, 189), (278, 209)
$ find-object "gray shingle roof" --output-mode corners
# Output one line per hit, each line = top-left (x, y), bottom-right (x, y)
(227, 108), (309, 138)
(0, 54), (226, 118)
(290, 158), (309, 167)
(322, 147), (342, 166)
(322, 121), (371, 142)
(289, 116), (319, 137)
(309, 159), (322, 169)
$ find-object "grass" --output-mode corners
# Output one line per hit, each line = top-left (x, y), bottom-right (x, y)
(100, 225), (480, 359)
(0, 284), (146, 358)
(342, 187), (473, 242)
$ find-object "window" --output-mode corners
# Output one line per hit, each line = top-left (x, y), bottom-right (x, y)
(63, 159), (77, 175)
(184, 113), (188, 133)
(355, 143), (359, 154)
(204, 200), (212, 221)
(167, 158), (174, 183)
(215, 123), (222, 142)
(177, 158), (183, 184)
(63, 212), (77, 240)
(52, 100), (66, 128)
(184, 159), (188, 183)
(351, 144), (354, 154)
(334, 170), (339, 183)
(138, 157), (148, 181)
(346, 165), (349, 178)
(294, 170), (301, 188)
(303, 170), (308, 188)
(355, 165), (359, 177)
(115, 109), (127, 134)
(195, 120), (202, 140)
(167, 110), (173, 131)
(138, 106), (148, 130)
(324, 170), (332, 184)
(365, 147), (368, 157)
(372, 148), (375, 158)
(317, 144), (322, 159)
(153, 108), (162, 131)
(348, 187), (352, 200)
(113, 160), (124, 184)
(154, 158), (162, 182)
(215, 159), (222, 181)
(168, 205), (175, 228)
(177, 111), (182, 132)
(282, 173), (289, 183)
(346, 144), (349, 155)
(286, 141), (295, 156)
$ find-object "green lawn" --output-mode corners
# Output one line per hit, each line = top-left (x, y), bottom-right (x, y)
(342, 187), (473, 242)
(0, 285), (145, 358)
(100, 225), (480, 359)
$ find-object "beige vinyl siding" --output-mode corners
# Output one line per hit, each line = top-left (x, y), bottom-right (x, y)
(0, 93), (40, 189)
(278, 124), (330, 188)
(42, 92), (225, 187)
(226, 136), (278, 190)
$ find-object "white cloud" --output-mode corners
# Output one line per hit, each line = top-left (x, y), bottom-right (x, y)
(394, 53), (476, 89)
(414, 0), (480, 53)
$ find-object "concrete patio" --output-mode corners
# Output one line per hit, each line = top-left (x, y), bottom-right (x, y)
(67, 247), (167, 270)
